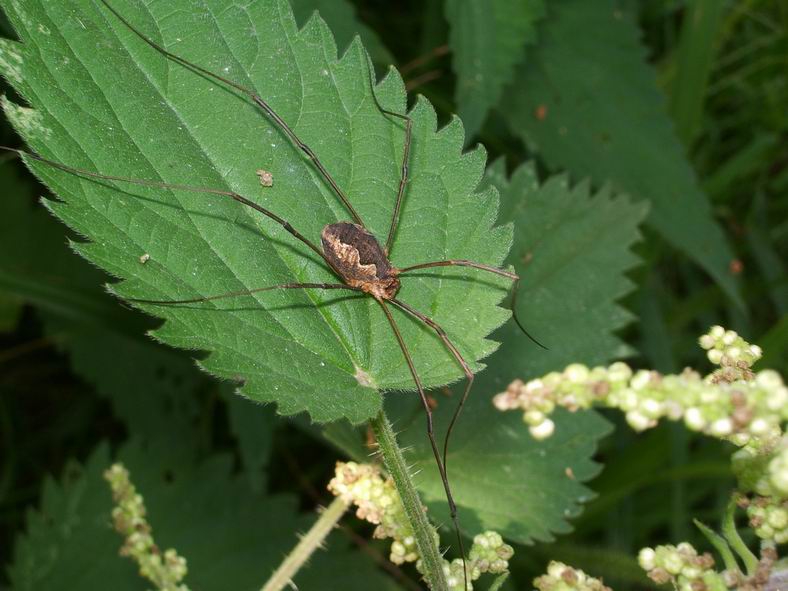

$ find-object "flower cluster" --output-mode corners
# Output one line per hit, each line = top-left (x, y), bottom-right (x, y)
(533, 561), (611, 591)
(327, 461), (419, 564)
(327, 462), (514, 590)
(739, 495), (788, 544)
(434, 531), (514, 591)
(699, 325), (762, 384)
(494, 327), (786, 446)
(103, 463), (189, 591)
(638, 543), (730, 590)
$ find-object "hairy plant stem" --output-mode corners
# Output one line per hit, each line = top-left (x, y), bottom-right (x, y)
(261, 496), (349, 591)
(370, 410), (449, 591)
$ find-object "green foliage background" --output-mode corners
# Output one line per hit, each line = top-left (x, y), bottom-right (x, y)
(0, 0), (785, 590)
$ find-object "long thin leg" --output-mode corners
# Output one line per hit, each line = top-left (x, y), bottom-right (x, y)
(128, 283), (359, 305)
(383, 111), (411, 257)
(378, 300), (468, 591)
(362, 56), (413, 257)
(367, 57), (413, 256)
(399, 259), (547, 348)
(399, 259), (517, 280)
(0, 146), (341, 277)
(387, 298), (473, 474)
(98, 0), (365, 227)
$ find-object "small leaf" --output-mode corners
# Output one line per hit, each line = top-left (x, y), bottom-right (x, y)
(445, 0), (545, 139)
(497, 0), (741, 306)
(1, 0), (512, 425)
(395, 162), (647, 543)
(694, 518), (739, 574)
(8, 441), (400, 591)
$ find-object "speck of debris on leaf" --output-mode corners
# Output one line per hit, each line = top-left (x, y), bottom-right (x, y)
(256, 169), (273, 187)
(139, 253), (150, 264)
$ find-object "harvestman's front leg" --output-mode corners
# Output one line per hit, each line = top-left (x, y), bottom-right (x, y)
(387, 298), (474, 472)
(377, 299), (468, 581)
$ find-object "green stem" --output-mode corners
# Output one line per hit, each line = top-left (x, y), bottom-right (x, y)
(370, 410), (449, 591)
(261, 496), (349, 591)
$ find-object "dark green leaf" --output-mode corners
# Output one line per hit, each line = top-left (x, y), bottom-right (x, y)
(8, 441), (400, 591)
(227, 391), (278, 492)
(666, 0), (726, 146)
(445, 0), (544, 139)
(498, 0), (741, 306)
(0, 162), (202, 441)
(395, 161), (647, 544)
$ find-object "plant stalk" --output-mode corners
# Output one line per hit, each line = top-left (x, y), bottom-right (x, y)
(261, 496), (349, 591)
(370, 410), (449, 591)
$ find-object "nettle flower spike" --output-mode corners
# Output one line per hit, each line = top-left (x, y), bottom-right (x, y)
(533, 561), (612, 591)
(327, 462), (514, 590)
(103, 463), (189, 591)
(494, 327), (786, 447)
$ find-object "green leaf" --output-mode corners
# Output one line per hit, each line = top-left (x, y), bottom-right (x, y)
(227, 391), (278, 492)
(497, 0), (742, 306)
(666, 0), (726, 146)
(289, 0), (394, 66)
(395, 161), (647, 544)
(1, 0), (512, 425)
(694, 518), (739, 574)
(445, 0), (544, 139)
(0, 162), (203, 441)
(8, 441), (400, 591)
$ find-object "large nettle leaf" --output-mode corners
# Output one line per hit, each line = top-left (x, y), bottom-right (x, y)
(0, 0), (512, 424)
(498, 0), (741, 305)
(392, 161), (648, 543)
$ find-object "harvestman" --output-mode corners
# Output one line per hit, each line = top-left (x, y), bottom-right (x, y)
(2, 0), (543, 582)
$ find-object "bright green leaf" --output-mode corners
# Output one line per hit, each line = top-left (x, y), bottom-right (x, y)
(8, 441), (400, 591)
(498, 0), (741, 306)
(445, 0), (544, 139)
(1, 0), (513, 425)
(395, 161), (647, 543)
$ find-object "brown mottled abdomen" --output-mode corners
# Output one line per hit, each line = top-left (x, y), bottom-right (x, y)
(321, 222), (400, 300)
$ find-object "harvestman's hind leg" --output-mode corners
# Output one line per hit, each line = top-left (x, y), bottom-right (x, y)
(377, 300), (468, 588)
(388, 298), (473, 472)
(98, 0), (365, 227)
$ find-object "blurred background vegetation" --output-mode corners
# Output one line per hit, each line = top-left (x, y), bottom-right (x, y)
(0, 0), (786, 589)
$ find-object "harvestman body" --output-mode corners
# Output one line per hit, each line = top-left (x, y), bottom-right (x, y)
(2, 0), (544, 584)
